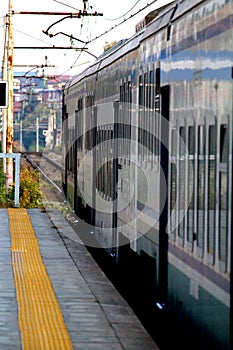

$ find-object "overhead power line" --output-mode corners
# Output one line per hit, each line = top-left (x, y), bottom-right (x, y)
(88, 0), (166, 44)
(53, 0), (79, 11)
(103, 0), (142, 21)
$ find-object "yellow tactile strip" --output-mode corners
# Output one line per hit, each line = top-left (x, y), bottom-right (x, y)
(8, 208), (73, 350)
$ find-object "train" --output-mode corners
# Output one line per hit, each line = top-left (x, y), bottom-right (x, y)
(62, 0), (232, 348)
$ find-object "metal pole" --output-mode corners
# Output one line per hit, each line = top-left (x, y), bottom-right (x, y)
(53, 105), (56, 148)
(14, 153), (20, 207)
(19, 120), (22, 152)
(6, 0), (14, 187)
(36, 117), (39, 152)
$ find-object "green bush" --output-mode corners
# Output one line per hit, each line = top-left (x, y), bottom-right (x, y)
(0, 167), (43, 208)
(19, 168), (43, 208)
(0, 170), (7, 206)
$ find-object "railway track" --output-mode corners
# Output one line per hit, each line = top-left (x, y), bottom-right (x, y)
(23, 152), (65, 206)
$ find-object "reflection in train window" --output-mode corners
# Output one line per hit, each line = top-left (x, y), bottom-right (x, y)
(119, 80), (132, 162)
(143, 73), (148, 161)
(187, 126), (194, 243)
(197, 125), (205, 254)
(149, 70), (154, 109)
(127, 81), (132, 162)
(170, 163), (177, 238)
(178, 126), (185, 242)
(149, 70), (154, 154)
(138, 75), (143, 161)
(219, 172), (228, 267)
(85, 95), (94, 151)
(171, 128), (177, 157)
(207, 125), (215, 256)
(219, 124), (228, 268)
(96, 127), (113, 199)
(220, 124), (228, 163)
(77, 98), (83, 151)
(139, 75), (144, 106)
(144, 72), (148, 108)
(170, 130), (177, 238)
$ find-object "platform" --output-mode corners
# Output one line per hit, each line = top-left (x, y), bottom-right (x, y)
(0, 208), (159, 350)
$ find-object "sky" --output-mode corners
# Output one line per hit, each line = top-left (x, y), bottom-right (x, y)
(0, 0), (173, 76)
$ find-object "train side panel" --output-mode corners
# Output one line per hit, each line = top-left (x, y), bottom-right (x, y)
(62, 0), (232, 348)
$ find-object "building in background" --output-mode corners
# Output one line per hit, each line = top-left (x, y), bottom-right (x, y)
(7, 73), (71, 151)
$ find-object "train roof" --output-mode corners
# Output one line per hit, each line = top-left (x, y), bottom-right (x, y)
(65, 29), (144, 89)
(64, 0), (205, 90)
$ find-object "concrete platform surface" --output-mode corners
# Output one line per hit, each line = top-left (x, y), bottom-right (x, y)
(0, 208), (159, 350)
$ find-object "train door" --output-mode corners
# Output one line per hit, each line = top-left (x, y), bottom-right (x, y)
(157, 84), (170, 306)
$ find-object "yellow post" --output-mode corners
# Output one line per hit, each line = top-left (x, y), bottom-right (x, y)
(6, 0), (14, 186)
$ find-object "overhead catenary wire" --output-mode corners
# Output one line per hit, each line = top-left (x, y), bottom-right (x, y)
(1, 0), (169, 76)
(47, 0), (166, 74)
(87, 0), (165, 44)
(58, 0), (163, 75)
(53, 0), (79, 12)
(103, 0), (142, 21)
(14, 28), (53, 46)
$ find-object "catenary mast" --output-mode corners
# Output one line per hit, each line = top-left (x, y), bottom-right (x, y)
(6, 0), (14, 186)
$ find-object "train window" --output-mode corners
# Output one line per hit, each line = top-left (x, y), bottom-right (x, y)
(180, 127), (186, 154)
(118, 105), (123, 161)
(144, 72), (148, 108)
(139, 75), (144, 106)
(207, 125), (216, 256)
(219, 124), (228, 268)
(220, 124), (228, 163)
(76, 116), (83, 151)
(149, 70), (154, 109)
(120, 85), (123, 103)
(120, 80), (132, 162)
(170, 163), (177, 239)
(170, 130), (177, 238)
(85, 95), (94, 151)
(188, 126), (195, 155)
(219, 172), (228, 266)
(124, 82), (128, 103)
(128, 81), (132, 104)
(149, 70), (154, 156)
(96, 126), (114, 200)
(77, 98), (83, 151)
(187, 126), (194, 243)
(155, 66), (160, 96)
(127, 81), (132, 162)
(138, 75), (143, 162)
(154, 66), (160, 163)
(178, 126), (185, 242)
(122, 83), (127, 160)
(96, 129), (100, 191)
(197, 125), (205, 254)
(144, 72), (148, 162)
(171, 129), (177, 157)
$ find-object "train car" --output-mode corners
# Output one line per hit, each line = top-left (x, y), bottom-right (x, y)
(62, 0), (232, 348)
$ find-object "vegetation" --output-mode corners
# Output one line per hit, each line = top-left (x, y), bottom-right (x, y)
(0, 169), (8, 207)
(0, 166), (43, 208)
(18, 168), (43, 208)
